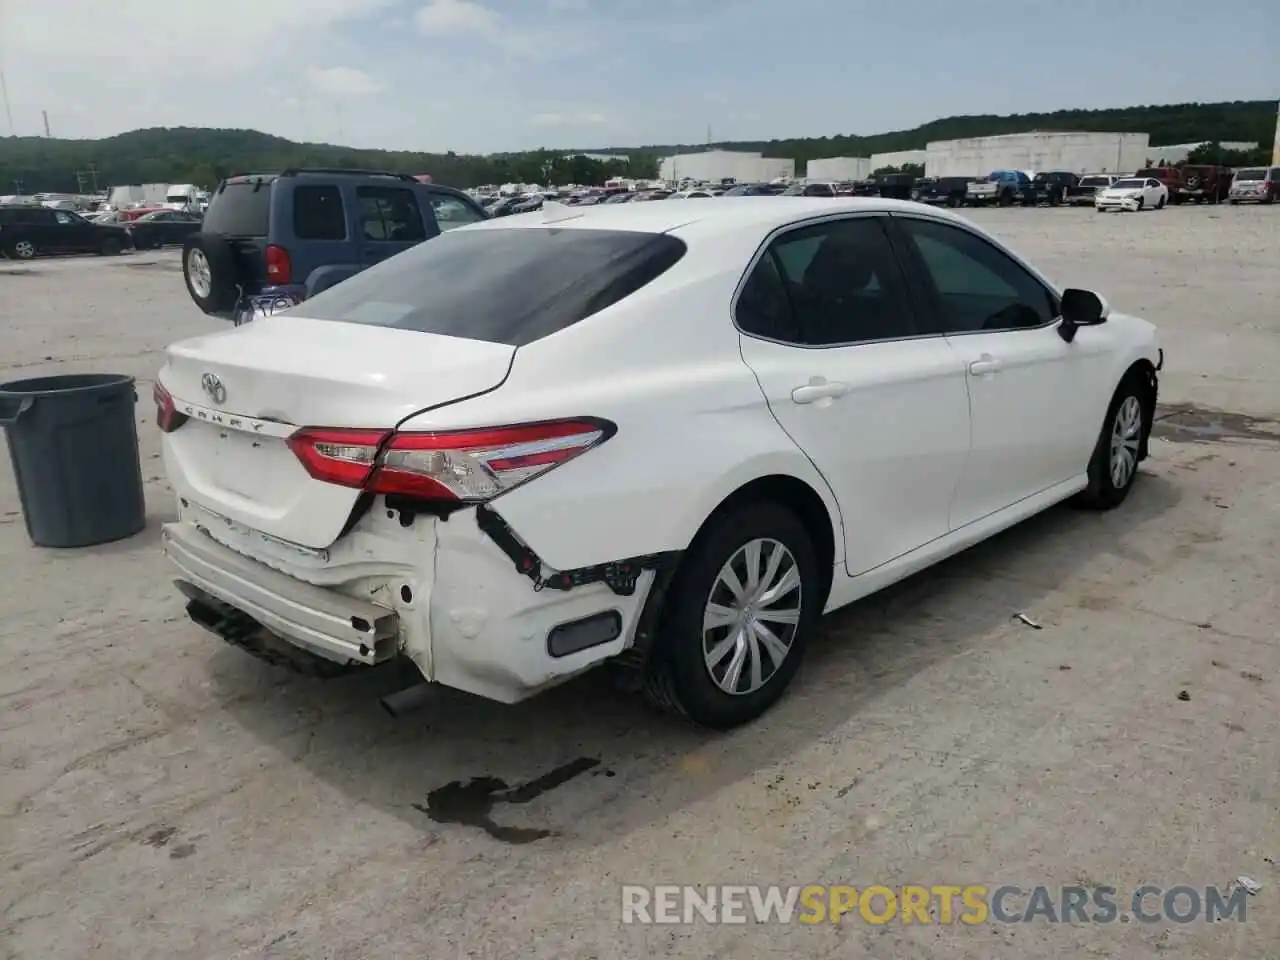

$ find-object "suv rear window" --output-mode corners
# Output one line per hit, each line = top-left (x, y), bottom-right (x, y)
(301, 227), (688, 347)
(203, 180), (272, 236)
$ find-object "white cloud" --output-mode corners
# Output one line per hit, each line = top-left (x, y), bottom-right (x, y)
(306, 66), (385, 97)
(531, 110), (609, 127)
(414, 0), (501, 37)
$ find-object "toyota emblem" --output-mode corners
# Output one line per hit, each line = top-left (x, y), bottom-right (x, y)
(200, 372), (227, 405)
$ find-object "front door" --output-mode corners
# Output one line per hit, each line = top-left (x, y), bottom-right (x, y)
(735, 213), (972, 577)
(356, 184), (431, 270)
(889, 213), (1111, 530)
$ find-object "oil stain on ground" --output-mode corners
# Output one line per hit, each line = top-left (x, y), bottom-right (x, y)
(415, 757), (601, 844)
(1153, 404), (1280, 445)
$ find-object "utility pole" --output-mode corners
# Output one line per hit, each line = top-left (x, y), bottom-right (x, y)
(1272, 98), (1280, 166)
(75, 171), (86, 193)
(87, 162), (99, 193)
(12, 179), (23, 195)
(0, 68), (13, 135)
(42, 110), (50, 137)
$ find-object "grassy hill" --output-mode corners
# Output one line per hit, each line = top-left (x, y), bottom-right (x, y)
(0, 99), (1273, 193)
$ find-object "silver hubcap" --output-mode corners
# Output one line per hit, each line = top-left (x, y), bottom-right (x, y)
(1110, 395), (1143, 488)
(187, 248), (212, 297)
(14, 240), (34, 258)
(702, 538), (802, 696)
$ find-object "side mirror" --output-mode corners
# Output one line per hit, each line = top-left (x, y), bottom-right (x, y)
(1058, 288), (1109, 343)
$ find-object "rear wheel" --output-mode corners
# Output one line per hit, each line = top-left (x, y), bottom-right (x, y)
(644, 502), (820, 728)
(1156, 196), (1165, 210)
(1076, 374), (1150, 510)
(7, 238), (36, 260)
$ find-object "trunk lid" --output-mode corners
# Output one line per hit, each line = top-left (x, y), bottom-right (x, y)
(160, 316), (515, 548)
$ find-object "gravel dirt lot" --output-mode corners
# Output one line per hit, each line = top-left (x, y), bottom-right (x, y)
(2, 205), (1279, 959)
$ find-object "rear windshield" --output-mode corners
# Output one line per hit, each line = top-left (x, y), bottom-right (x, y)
(301, 227), (688, 347)
(1079, 176), (1110, 187)
(1235, 168), (1266, 181)
(202, 179), (272, 236)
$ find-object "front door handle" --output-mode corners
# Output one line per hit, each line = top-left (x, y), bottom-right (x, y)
(791, 378), (850, 404)
(968, 354), (1002, 377)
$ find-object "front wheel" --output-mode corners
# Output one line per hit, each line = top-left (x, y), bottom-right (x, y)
(1076, 376), (1150, 510)
(644, 502), (821, 728)
(99, 237), (122, 256)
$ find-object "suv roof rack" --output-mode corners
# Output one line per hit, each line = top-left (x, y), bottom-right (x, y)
(278, 168), (418, 181)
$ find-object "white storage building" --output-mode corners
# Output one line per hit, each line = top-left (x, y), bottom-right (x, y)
(659, 150), (794, 184)
(924, 132), (1150, 178)
(806, 157), (871, 181)
(1146, 141), (1257, 165)
(869, 149), (927, 171)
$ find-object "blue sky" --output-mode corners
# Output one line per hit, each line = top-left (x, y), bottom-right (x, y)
(1, 0), (1275, 153)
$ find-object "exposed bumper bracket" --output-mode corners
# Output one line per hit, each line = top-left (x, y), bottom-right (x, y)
(474, 505), (679, 598)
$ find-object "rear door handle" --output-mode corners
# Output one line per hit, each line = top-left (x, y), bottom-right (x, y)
(968, 355), (1002, 377)
(791, 379), (850, 404)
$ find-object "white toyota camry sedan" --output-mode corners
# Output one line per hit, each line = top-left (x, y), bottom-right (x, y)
(1095, 176), (1169, 212)
(156, 198), (1162, 729)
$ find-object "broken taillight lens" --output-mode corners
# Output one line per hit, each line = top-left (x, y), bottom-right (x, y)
(154, 381), (189, 433)
(286, 419), (614, 502)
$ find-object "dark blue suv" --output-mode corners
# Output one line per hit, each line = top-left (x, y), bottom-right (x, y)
(181, 168), (488, 321)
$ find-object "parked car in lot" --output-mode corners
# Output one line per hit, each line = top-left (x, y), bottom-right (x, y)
(1095, 177), (1168, 212)
(1021, 171), (1079, 206)
(127, 209), (204, 249)
(181, 168), (488, 321)
(0, 204), (133, 258)
(1172, 165), (1234, 204)
(782, 181), (838, 197)
(966, 170), (1029, 206)
(155, 197), (1162, 728)
(912, 176), (970, 207)
(1227, 167), (1279, 204)
(1065, 174), (1120, 206)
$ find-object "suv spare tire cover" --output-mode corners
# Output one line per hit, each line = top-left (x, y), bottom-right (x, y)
(183, 233), (240, 314)
(1185, 174), (1202, 189)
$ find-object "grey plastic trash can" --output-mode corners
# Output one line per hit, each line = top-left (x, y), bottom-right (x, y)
(0, 374), (146, 548)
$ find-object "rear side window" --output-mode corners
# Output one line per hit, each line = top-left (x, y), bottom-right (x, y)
(293, 185), (346, 240)
(203, 180), (272, 236)
(358, 187), (427, 243)
(300, 228), (688, 347)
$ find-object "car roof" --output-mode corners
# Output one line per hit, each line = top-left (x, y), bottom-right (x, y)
(461, 196), (969, 240)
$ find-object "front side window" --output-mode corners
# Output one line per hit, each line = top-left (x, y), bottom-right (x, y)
(897, 217), (1056, 334)
(53, 211), (77, 226)
(751, 216), (915, 346)
(357, 186), (427, 243)
(427, 195), (484, 231)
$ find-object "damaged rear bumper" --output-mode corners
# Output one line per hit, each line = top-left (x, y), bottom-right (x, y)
(163, 501), (669, 703)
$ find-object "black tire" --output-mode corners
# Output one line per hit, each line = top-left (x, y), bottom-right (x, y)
(998, 190), (1014, 207)
(183, 233), (241, 314)
(1075, 373), (1151, 510)
(644, 501), (821, 729)
(6, 238), (37, 260)
(1229, 199), (1239, 205)
(1135, 197), (1144, 212)
(1156, 196), (1165, 210)
(99, 236), (122, 256)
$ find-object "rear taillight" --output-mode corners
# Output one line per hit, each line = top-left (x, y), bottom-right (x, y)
(286, 428), (390, 487)
(154, 381), (189, 433)
(287, 419), (614, 502)
(265, 244), (292, 284)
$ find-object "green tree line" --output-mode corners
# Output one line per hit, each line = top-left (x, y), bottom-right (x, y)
(0, 99), (1273, 193)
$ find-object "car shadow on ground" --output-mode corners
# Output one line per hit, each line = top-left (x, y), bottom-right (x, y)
(210, 471), (1181, 848)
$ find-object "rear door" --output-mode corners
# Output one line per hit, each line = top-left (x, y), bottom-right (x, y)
(355, 183), (434, 269)
(283, 182), (356, 285)
(735, 213), (972, 577)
